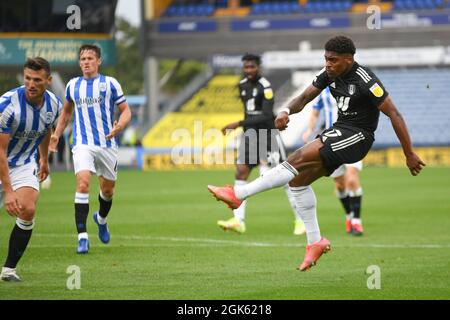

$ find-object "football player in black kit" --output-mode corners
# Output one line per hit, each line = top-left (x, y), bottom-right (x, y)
(208, 36), (425, 271)
(216, 53), (306, 235)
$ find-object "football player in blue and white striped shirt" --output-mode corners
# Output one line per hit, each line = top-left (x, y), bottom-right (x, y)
(50, 44), (131, 254)
(302, 86), (365, 236)
(0, 57), (61, 282)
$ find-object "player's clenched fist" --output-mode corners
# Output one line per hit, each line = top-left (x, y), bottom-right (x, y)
(275, 111), (290, 131)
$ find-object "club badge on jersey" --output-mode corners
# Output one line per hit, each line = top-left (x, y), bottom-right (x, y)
(348, 84), (356, 95)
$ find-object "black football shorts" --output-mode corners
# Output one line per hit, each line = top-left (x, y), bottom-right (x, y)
(319, 125), (374, 176)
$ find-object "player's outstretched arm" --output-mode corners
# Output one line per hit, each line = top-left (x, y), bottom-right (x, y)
(50, 100), (74, 152)
(276, 85), (322, 131)
(378, 97), (425, 176)
(221, 122), (240, 135)
(106, 102), (132, 140)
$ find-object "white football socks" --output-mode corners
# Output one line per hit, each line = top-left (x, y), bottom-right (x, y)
(234, 162), (298, 200)
(283, 184), (303, 222)
(78, 232), (88, 241)
(96, 214), (107, 225)
(336, 189), (349, 199)
(349, 187), (363, 198)
(258, 163), (302, 221)
(232, 180), (247, 223)
(290, 186), (321, 244)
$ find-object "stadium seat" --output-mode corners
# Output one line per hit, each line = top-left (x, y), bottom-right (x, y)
(250, 1), (302, 15)
(164, 3), (215, 17)
(374, 68), (450, 147)
(393, 0), (446, 11)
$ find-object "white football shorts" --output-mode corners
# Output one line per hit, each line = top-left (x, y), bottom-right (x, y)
(330, 160), (363, 178)
(72, 145), (118, 181)
(9, 161), (40, 191)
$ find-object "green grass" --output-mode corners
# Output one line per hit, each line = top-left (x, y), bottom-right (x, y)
(0, 167), (449, 299)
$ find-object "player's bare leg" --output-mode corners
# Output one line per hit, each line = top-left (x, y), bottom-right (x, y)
(1, 187), (39, 282)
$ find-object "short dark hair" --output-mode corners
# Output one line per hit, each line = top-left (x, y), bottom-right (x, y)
(79, 44), (102, 59)
(242, 53), (261, 66)
(325, 36), (356, 55)
(23, 57), (51, 75)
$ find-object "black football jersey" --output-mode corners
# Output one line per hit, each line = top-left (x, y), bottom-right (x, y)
(312, 62), (388, 133)
(238, 75), (275, 130)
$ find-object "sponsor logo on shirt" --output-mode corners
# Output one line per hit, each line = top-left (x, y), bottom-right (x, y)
(264, 88), (273, 100)
(369, 83), (384, 98)
(75, 96), (105, 107)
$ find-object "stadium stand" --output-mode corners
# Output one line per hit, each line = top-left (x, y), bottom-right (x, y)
(162, 0), (450, 17)
(392, 0), (446, 11)
(143, 75), (243, 149)
(250, 1), (302, 15)
(180, 75), (242, 113)
(164, 3), (215, 17)
(303, 0), (353, 14)
(374, 68), (450, 147)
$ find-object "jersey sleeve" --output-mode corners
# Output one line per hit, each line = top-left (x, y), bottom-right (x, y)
(65, 81), (73, 103)
(109, 77), (127, 105)
(312, 68), (330, 90)
(262, 84), (274, 108)
(0, 98), (14, 134)
(54, 97), (63, 123)
(364, 70), (389, 107)
(312, 94), (324, 111)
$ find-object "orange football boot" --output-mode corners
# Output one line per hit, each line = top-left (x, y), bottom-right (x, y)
(298, 237), (331, 271)
(207, 185), (243, 210)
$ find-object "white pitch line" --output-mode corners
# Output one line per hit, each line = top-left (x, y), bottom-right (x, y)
(31, 233), (450, 249)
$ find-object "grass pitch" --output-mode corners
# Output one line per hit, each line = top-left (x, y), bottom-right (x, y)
(0, 167), (449, 300)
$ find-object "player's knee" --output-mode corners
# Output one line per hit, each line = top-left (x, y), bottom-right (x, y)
(346, 177), (360, 190)
(101, 188), (114, 199)
(77, 180), (90, 193)
(19, 204), (36, 221)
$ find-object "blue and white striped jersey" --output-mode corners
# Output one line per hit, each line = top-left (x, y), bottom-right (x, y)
(0, 86), (62, 168)
(313, 87), (337, 129)
(65, 75), (126, 149)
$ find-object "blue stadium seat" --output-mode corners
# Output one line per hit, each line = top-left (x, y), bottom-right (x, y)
(393, 0), (445, 11)
(303, 0), (351, 13)
(374, 68), (450, 147)
(164, 3), (215, 17)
